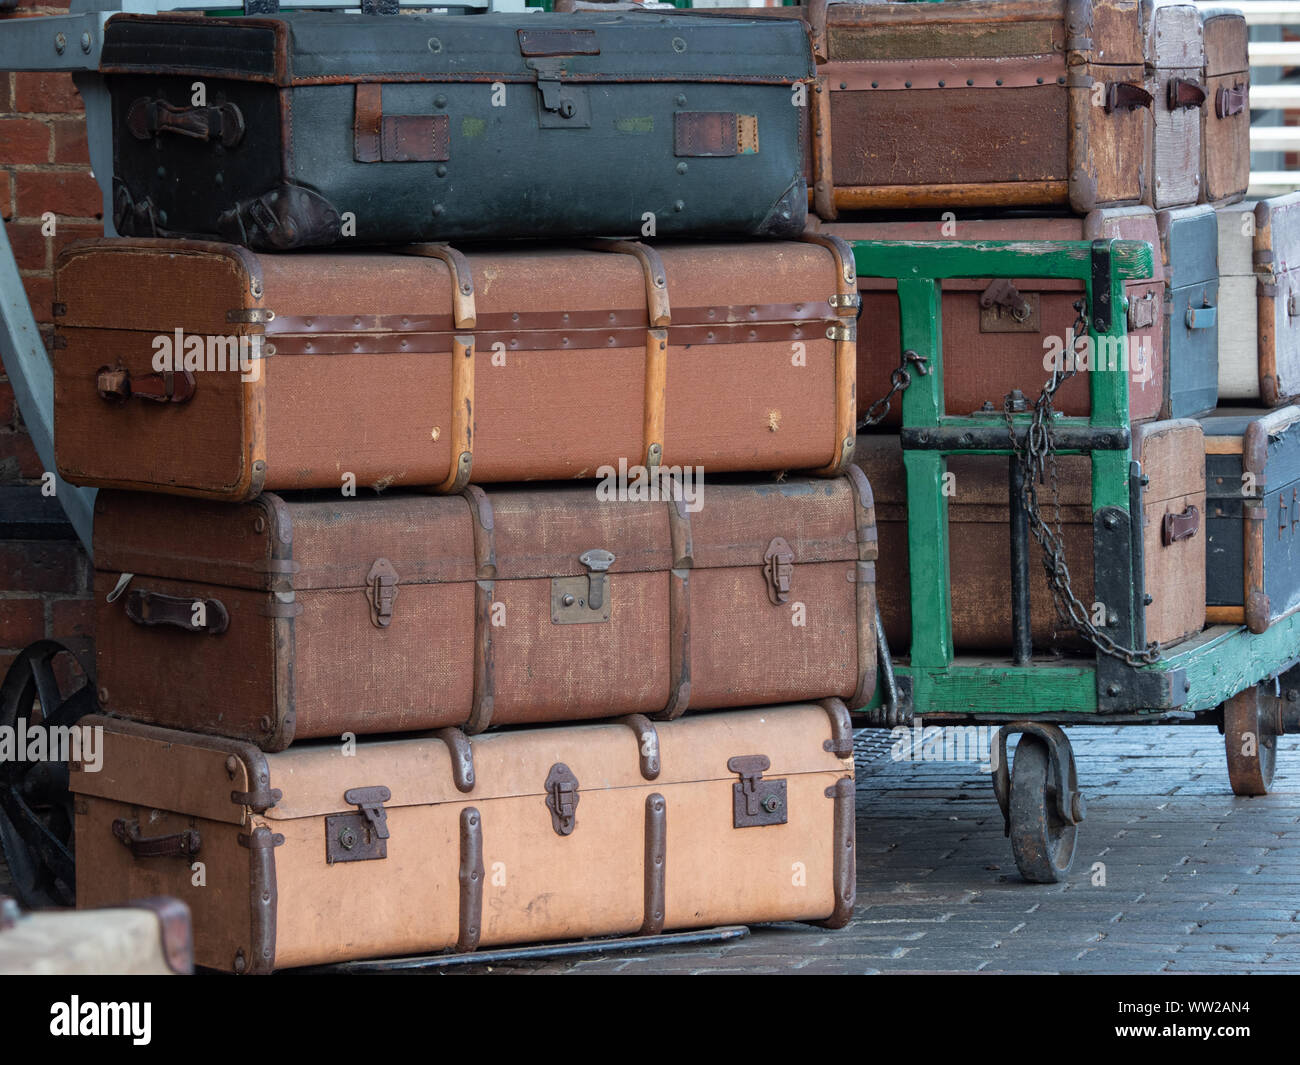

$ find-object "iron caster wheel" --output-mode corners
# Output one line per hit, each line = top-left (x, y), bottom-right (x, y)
(0, 640), (97, 909)
(1223, 682), (1279, 796)
(1008, 735), (1078, 884)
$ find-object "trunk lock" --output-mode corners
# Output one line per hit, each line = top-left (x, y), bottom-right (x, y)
(367, 558), (399, 628)
(326, 786), (391, 863)
(728, 755), (788, 828)
(545, 763), (580, 836)
(551, 549), (615, 625)
(763, 537), (795, 605)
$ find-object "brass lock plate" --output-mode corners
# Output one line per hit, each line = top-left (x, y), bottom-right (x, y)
(550, 575), (611, 624)
(979, 293), (1040, 333)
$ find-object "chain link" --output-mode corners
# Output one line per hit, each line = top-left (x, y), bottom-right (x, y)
(858, 349), (930, 429)
(1004, 298), (1161, 667)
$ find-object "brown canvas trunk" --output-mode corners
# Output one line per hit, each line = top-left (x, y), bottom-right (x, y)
(853, 421), (1204, 653)
(70, 705), (857, 972)
(813, 208), (1166, 424)
(92, 473), (877, 750)
(1142, 1), (1205, 210)
(1199, 8), (1249, 206)
(803, 0), (1151, 215)
(52, 236), (858, 501)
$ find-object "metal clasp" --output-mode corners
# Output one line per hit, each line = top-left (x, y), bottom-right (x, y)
(326, 785), (391, 864)
(545, 763), (579, 836)
(763, 537), (795, 605)
(727, 755), (787, 828)
(367, 558), (399, 628)
(579, 548), (615, 610)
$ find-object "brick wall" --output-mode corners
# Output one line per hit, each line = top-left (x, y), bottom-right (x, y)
(1, 0), (98, 673)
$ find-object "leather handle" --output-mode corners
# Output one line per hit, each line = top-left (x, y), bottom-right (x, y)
(96, 366), (195, 405)
(1186, 305), (1217, 330)
(124, 589), (230, 635)
(1216, 82), (1247, 119)
(112, 819), (202, 860)
(1162, 505), (1200, 545)
(1104, 81), (1153, 113)
(1168, 78), (1207, 111)
(126, 98), (245, 148)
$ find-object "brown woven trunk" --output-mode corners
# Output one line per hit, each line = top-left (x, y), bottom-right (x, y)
(854, 421), (1203, 653)
(92, 473), (877, 749)
(71, 705), (856, 972)
(53, 236), (858, 500)
(815, 208), (1166, 424)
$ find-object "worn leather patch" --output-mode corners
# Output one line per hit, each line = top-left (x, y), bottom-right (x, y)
(675, 112), (754, 157)
(381, 114), (449, 163)
(353, 83), (382, 163)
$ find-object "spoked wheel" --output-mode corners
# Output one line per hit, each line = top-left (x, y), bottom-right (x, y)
(1008, 734), (1079, 884)
(1224, 683), (1279, 796)
(0, 640), (97, 908)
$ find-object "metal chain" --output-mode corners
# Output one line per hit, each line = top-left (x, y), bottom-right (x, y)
(1004, 298), (1161, 667)
(859, 349), (930, 429)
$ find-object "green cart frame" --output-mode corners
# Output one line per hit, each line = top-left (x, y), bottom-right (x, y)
(850, 238), (1300, 883)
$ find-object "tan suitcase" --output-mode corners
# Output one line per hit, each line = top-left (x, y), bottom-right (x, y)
(854, 421), (1205, 652)
(53, 236), (858, 501)
(0, 895), (191, 975)
(70, 705), (857, 972)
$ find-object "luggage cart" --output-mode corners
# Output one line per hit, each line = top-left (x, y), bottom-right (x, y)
(850, 236), (1300, 883)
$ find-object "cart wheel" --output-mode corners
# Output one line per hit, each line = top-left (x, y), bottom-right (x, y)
(0, 640), (97, 909)
(1008, 735), (1077, 884)
(1224, 683), (1278, 796)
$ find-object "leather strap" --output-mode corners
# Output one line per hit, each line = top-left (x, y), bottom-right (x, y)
(97, 366), (196, 404)
(124, 589), (229, 635)
(584, 240), (671, 468)
(127, 97), (244, 148)
(462, 485), (497, 734)
(1168, 77), (1206, 111)
(1105, 81), (1153, 113)
(437, 335), (475, 493)
(1216, 82), (1246, 119)
(112, 819), (201, 860)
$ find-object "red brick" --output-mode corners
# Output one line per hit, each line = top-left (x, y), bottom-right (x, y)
(15, 169), (101, 220)
(51, 598), (93, 640)
(0, 117), (50, 165)
(0, 170), (11, 220)
(0, 427), (44, 479)
(21, 276), (52, 325)
(6, 220), (49, 272)
(0, 378), (15, 427)
(0, 598), (45, 649)
(51, 117), (87, 164)
(0, 541), (85, 594)
(12, 72), (80, 114)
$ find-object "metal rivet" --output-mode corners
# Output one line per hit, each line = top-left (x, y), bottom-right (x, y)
(427, 37), (442, 53)
(98, 686), (109, 703)
(675, 93), (686, 106)
(672, 36), (686, 53)
(54, 32), (66, 54)
(81, 31), (92, 53)
(676, 162), (687, 174)
(433, 94), (447, 108)
(1106, 684), (1122, 697)
(253, 516), (266, 533)
(435, 164), (447, 178)
(1103, 513), (1118, 529)
(871, 81), (879, 89)
(432, 203), (444, 216)
(673, 200), (684, 212)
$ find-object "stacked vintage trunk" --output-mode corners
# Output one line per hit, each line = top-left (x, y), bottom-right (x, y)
(51, 10), (865, 972)
(792, 0), (1270, 657)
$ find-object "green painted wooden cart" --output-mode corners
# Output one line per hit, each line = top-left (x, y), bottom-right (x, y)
(850, 237), (1300, 883)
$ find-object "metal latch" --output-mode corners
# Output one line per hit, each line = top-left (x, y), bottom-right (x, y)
(367, 558), (398, 628)
(551, 549), (615, 624)
(545, 763), (579, 836)
(525, 58), (592, 128)
(1127, 291), (1157, 330)
(979, 279), (1039, 332)
(326, 785), (391, 863)
(763, 537), (795, 605)
(1288, 291), (1299, 319)
(727, 755), (787, 829)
